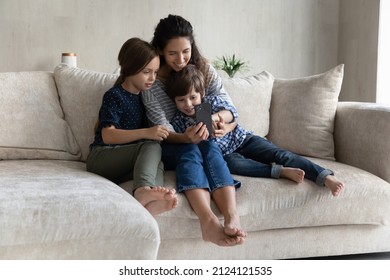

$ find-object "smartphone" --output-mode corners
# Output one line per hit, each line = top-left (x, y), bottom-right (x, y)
(195, 102), (213, 134)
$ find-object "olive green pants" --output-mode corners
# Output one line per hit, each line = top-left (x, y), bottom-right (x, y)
(86, 141), (164, 188)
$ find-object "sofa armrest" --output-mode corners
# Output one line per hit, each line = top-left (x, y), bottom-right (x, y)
(334, 102), (390, 183)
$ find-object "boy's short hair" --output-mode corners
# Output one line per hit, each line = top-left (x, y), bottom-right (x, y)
(166, 65), (205, 100)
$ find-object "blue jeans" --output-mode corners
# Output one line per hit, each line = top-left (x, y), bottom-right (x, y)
(223, 135), (333, 186)
(162, 141), (236, 193)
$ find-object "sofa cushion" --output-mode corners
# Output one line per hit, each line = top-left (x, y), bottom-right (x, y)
(0, 160), (159, 259)
(54, 64), (118, 161)
(222, 71), (274, 137)
(120, 159), (390, 241)
(267, 64), (344, 160)
(0, 71), (80, 160)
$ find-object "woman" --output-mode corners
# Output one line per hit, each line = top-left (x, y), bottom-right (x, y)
(142, 15), (246, 247)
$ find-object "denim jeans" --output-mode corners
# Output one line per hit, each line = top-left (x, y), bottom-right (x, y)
(223, 135), (333, 186)
(162, 141), (236, 193)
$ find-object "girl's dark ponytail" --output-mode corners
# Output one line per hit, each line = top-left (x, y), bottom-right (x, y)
(114, 74), (125, 86)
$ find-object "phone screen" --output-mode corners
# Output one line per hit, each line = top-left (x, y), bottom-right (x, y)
(195, 103), (213, 134)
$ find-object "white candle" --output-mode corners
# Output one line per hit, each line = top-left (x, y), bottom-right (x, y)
(61, 53), (77, 67)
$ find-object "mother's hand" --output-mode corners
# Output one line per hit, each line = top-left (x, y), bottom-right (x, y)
(184, 123), (209, 144)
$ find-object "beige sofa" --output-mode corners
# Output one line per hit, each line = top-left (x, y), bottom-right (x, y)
(1, 63), (390, 259)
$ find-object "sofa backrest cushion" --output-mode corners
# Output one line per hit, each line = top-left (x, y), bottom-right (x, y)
(222, 71), (274, 137)
(0, 71), (81, 160)
(267, 64), (344, 161)
(54, 64), (118, 161)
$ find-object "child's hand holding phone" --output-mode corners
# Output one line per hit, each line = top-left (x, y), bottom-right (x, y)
(195, 103), (213, 135)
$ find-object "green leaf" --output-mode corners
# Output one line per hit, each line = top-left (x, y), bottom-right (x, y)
(212, 54), (249, 77)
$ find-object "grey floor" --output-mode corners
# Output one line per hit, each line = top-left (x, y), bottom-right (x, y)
(298, 251), (390, 260)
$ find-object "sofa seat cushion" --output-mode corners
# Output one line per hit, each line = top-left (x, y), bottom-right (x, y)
(120, 158), (390, 240)
(0, 160), (159, 259)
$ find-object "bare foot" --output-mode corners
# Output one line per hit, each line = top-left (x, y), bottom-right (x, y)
(200, 216), (244, 247)
(324, 175), (345, 196)
(224, 214), (247, 241)
(134, 186), (178, 216)
(145, 195), (178, 216)
(134, 186), (175, 205)
(280, 167), (305, 183)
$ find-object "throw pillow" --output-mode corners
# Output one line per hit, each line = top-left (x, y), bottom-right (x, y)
(54, 64), (118, 161)
(0, 71), (81, 160)
(267, 64), (344, 161)
(222, 71), (274, 137)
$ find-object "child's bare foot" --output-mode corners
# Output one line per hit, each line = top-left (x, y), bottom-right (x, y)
(134, 186), (178, 216)
(280, 167), (305, 183)
(224, 214), (247, 241)
(145, 195), (178, 216)
(134, 186), (174, 205)
(324, 175), (345, 196)
(200, 216), (244, 247)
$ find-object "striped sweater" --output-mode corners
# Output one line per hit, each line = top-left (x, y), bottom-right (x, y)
(141, 64), (234, 132)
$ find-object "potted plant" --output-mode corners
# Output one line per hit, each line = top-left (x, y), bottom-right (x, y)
(213, 54), (249, 78)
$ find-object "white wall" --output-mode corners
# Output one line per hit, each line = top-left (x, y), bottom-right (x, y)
(338, 0), (380, 102)
(377, 0), (390, 105)
(0, 0), (381, 102)
(0, 0), (339, 78)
